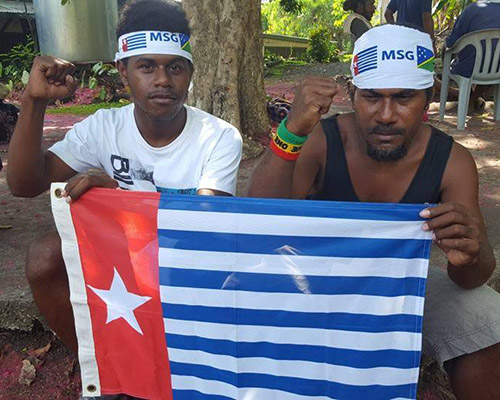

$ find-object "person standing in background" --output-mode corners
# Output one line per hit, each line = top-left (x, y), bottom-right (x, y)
(444, 0), (500, 110)
(343, 0), (376, 40)
(385, 0), (434, 41)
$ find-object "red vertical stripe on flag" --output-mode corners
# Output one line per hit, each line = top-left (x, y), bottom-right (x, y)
(70, 189), (172, 399)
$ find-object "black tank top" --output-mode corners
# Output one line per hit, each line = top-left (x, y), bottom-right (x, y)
(312, 115), (454, 204)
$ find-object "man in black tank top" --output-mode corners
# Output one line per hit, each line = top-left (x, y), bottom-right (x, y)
(249, 24), (499, 399)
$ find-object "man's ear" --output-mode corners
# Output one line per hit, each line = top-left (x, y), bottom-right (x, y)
(425, 85), (436, 111)
(116, 60), (129, 87)
(187, 62), (194, 92)
(188, 62), (194, 80)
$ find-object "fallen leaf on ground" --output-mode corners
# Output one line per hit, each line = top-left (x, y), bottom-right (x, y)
(29, 340), (52, 358)
(18, 359), (36, 385)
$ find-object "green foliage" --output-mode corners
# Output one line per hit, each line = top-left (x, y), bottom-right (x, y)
(264, 59), (308, 79)
(262, 0), (347, 63)
(262, 0), (349, 39)
(83, 62), (121, 102)
(433, 0), (472, 15)
(88, 61), (119, 88)
(433, 0), (473, 31)
(306, 28), (338, 63)
(46, 101), (128, 116)
(279, 0), (303, 14)
(0, 36), (39, 87)
(264, 50), (284, 65)
(91, 61), (118, 77)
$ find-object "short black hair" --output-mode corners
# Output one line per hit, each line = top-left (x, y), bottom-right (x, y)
(343, 0), (371, 12)
(116, 0), (191, 38)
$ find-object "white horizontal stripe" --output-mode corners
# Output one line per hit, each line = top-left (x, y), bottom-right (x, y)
(157, 209), (429, 239)
(171, 374), (237, 399)
(160, 286), (425, 316)
(164, 319), (422, 351)
(169, 348), (419, 387)
(159, 248), (429, 278)
(171, 374), (335, 399)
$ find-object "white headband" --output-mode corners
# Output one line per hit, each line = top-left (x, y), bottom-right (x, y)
(114, 30), (193, 63)
(351, 25), (435, 90)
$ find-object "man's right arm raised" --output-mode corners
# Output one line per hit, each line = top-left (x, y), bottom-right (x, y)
(7, 56), (79, 197)
(247, 77), (338, 199)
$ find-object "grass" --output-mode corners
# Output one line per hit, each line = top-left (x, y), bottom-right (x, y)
(265, 59), (309, 79)
(46, 102), (128, 115)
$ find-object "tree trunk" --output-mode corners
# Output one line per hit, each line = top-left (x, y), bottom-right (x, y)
(182, 0), (269, 157)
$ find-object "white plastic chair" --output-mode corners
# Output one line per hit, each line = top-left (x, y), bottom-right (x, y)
(439, 29), (500, 130)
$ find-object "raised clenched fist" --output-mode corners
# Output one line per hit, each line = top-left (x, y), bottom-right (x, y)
(24, 56), (79, 101)
(286, 76), (340, 136)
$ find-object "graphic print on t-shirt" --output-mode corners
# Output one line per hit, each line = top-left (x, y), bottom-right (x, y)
(110, 154), (196, 194)
(129, 159), (155, 186)
(111, 155), (133, 185)
(111, 155), (155, 190)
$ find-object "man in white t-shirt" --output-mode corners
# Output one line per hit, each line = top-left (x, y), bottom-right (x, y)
(7, 0), (242, 356)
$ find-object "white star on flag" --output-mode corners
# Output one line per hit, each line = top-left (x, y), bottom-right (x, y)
(88, 268), (151, 335)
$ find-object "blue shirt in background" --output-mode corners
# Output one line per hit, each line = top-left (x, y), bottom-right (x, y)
(446, 2), (500, 78)
(387, 0), (432, 29)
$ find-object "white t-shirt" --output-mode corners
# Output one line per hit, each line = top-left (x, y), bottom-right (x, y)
(49, 104), (243, 195)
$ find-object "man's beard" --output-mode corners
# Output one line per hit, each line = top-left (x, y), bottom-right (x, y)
(366, 125), (408, 162)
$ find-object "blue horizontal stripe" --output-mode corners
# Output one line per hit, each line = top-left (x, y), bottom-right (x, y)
(158, 230), (427, 259)
(127, 41), (147, 47)
(159, 267), (426, 297)
(169, 362), (416, 399)
(165, 333), (420, 369)
(358, 47), (377, 56)
(357, 56), (377, 66)
(358, 52), (377, 61)
(127, 44), (147, 50)
(358, 54), (377, 63)
(357, 60), (377, 69)
(127, 33), (146, 40)
(358, 62), (378, 71)
(158, 194), (431, 222)
(173, 390), (233, 400)
(358, 67), (378, 74)
(126, 37), (147, 43)
(162, 304), (422, 333)
(357, 45), (377, 58)
(358, 65), (378, 74)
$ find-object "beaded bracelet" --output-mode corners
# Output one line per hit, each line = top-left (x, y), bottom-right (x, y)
(270, 117), (309, 161)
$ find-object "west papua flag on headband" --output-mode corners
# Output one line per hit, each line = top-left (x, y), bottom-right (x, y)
(51, 184), (432, 400)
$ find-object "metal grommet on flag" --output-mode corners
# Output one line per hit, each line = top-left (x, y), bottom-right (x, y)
(86, 384), (97, 393)
(54, 188), (63, 199)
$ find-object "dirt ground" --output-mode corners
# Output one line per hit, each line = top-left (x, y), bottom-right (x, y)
(1, 64), (500, 399)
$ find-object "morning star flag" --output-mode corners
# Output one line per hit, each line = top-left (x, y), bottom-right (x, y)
(51, 183), (433, 400)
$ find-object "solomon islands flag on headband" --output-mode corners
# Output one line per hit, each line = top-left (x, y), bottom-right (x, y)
(50, 184), (432, 400)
